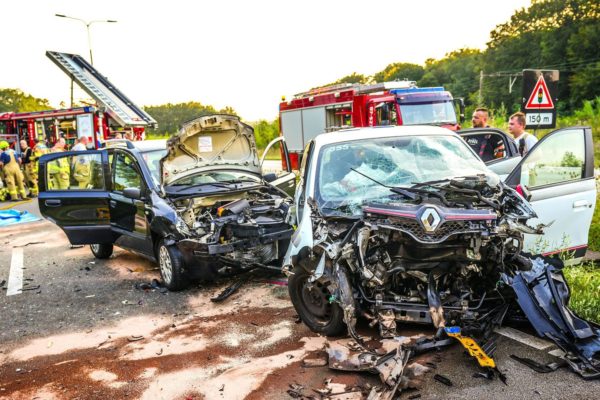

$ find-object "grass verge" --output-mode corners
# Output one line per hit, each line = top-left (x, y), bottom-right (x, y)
(563, 262), (600, 324)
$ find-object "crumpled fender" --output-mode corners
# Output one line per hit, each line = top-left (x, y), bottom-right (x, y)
(506, 258), (600, 379)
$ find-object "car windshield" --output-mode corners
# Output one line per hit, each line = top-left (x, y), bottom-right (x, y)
(316, 135), (490, 215)
(399, 101), (457, 125)
(169, 170), (260, 186)
(141, 149), (167, 183)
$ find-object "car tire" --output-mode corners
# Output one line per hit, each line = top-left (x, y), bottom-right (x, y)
(157, 240), (187, 291)
(288, 265), (346, 336)
(90, 243), (113, 259)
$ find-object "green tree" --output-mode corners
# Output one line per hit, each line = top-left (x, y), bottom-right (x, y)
(373, 63), (424, 83)
(144, 102), (237, 136)
(251, 119), (279, 149)
(0, 88), (52, 113)
(419, 49), (482, 104)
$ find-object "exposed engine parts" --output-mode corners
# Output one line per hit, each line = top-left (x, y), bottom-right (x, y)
(287, 176), (600, 381)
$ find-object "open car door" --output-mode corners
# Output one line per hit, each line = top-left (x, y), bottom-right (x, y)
(260, 136), (296, 196)
(38, 150), (113, 245)
(458, 128), (521, 179)
(504, 127), (595, 262)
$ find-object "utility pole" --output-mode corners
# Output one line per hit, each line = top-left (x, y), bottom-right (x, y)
(478, 70), (484, 106)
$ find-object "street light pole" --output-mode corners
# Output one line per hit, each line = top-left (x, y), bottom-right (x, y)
(55, 14), (117, 66)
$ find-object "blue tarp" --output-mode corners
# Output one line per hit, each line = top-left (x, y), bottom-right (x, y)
(0, 209), (41, 227)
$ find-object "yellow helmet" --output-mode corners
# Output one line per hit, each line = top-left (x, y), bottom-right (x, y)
(0, 141), (9, 150)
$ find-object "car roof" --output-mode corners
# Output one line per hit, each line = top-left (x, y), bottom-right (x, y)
(313, 125), (458, 147)
(133, 139), (167, 152)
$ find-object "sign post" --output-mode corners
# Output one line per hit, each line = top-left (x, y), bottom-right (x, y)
(522, 69), (559, 129)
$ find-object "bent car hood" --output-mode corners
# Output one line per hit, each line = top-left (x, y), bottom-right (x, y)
(161, 114), (260, 185)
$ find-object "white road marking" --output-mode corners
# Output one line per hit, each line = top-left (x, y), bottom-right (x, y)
(495, 326), (554, 350)
(6, 247), (23, 296)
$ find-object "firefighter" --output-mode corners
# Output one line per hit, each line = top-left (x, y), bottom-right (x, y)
(47, 138), (70, 190)
(0, 141), (28, 201)
(20, 139), (38, 197)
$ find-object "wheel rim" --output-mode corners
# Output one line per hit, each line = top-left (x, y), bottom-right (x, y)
(159, 246), (173, 284)
(298, 278), (333, 325)
(90, 244), (99, 253)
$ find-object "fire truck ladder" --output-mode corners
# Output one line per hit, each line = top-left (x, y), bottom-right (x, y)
(46, 51), (157, 128)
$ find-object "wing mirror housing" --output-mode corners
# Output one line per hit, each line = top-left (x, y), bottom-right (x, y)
(123, 187), (142, 200)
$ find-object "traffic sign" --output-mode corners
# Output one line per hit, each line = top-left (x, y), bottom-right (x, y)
(522, 69), (558, 129)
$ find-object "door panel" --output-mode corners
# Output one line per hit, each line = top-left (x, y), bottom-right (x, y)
(505, 127), (595, 259)
(261, 136), (296, 196)
(38, 150), (112, 244)
(110, 151), (152, 255)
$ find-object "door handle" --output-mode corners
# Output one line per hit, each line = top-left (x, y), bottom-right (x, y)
(45, 199), (61, 207)
(110, 200), (117, 208)
(573, 200), (589, 209)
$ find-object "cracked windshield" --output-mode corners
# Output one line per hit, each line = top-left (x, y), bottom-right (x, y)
(317, 135), (489, 214)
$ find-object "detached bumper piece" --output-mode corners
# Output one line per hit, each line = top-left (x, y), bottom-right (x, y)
(508, 259), (600, 380)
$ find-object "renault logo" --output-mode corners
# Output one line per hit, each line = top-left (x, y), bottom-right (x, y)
(420, 208), (441, 232)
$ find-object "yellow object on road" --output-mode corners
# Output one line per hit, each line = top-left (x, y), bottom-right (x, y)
(444, 326), (496, 368)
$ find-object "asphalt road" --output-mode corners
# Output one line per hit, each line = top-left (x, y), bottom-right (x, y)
(0, 200), (599, 399)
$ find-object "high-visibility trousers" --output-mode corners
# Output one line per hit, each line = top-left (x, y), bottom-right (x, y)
(24, 163), (38, 195)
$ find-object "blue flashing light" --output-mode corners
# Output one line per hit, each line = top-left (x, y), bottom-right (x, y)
(83, 106), (92, 113)
(445, 326), (461, 334)
(390, 87), (445, 95)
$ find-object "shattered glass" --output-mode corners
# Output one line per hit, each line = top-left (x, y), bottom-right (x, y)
(316, 135), (491, 215)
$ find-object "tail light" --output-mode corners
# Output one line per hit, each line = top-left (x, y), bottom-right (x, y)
(287, 153), (300, 171)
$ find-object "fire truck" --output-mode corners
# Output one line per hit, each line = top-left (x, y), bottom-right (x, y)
(0, 51), (156, 150)
(279, 81), (464, 169)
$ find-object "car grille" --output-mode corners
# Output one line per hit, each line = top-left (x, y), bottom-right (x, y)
(388, 216), (476, 243)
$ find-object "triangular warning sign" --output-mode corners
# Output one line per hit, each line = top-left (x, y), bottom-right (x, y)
(525, 76), (554, 109)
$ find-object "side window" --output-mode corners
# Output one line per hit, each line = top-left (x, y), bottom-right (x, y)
(376, 102), (397, 126)
(46, 153), (104, 190)
(463, 133), (507, 162)
(113, 152), (142, 192)
(520, 129), (585, 188)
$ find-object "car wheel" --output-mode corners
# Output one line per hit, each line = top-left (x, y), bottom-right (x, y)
(157, 240), (187, 291)
(90, 243), (113, 259)
(288, 265), (346, 336)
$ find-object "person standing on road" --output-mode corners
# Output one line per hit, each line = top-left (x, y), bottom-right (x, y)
(72, 136), (88, 151)
(20, 139), (38, 197)
(471, 108), (505, 161)
(508, 112), (538, 157)
(47, 138), (70, 190)
(0, 141), (28, 201)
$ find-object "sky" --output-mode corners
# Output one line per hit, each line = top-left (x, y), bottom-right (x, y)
(0, 0), (532, 121)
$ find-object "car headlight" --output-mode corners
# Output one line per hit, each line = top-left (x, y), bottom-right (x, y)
(175, 217), (191, 236)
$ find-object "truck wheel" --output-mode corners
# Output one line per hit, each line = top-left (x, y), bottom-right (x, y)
(157, 240), (187, 291)
(90, 244), (113, 259)
(288, 265), (346, 336)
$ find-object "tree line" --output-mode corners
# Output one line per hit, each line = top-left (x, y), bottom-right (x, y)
(321, 0), (599, 115)
(1, 0), (597, 145)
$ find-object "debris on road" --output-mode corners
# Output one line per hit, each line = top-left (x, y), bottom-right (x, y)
(127, 335), (144, 342)
(210, 278), (247, 302)
(433, 374), (453, 387)
(510, 354), (567, 374)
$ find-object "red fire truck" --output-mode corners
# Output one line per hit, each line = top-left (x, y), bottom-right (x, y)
(0, 51), (156, 151)
(279, 81), (464, 169)
(0, 106), (148, 150)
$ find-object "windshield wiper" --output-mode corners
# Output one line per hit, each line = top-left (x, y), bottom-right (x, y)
(349, 167), (420, 200)
(411, 175), (485, 188)
(172, 182), (232, 192)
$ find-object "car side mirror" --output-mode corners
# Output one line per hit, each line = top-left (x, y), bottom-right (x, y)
(263, 172), (277, 183)
(123, 187), (142, 200)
